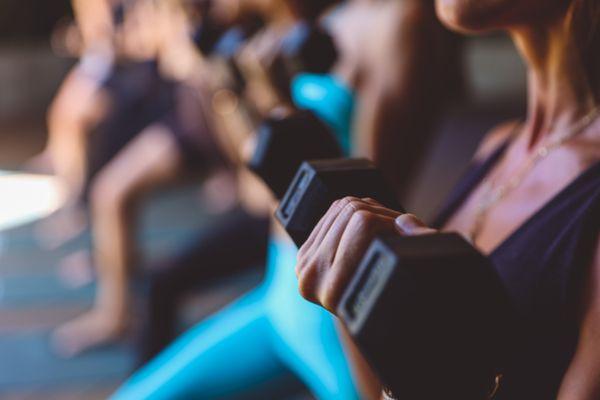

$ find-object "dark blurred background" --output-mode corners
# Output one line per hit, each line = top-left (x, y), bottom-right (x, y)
(0, 0), (70, 40)
(0, 0), (72, 167)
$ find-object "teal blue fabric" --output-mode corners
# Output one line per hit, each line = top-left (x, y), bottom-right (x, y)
(112, 240), (360, 399)
(112, 75), (360, 399)
(291, 73), (355, 156)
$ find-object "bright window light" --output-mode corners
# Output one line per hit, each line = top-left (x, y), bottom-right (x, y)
(0, 171), (66, 232)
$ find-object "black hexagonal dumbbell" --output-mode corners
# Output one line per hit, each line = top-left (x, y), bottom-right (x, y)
(337, 233), (516, 399)
(248, 110), (343, 200)
(275, 156), (515, 398)
(275, 158), (404, 247)
(269, 22), (338, 100)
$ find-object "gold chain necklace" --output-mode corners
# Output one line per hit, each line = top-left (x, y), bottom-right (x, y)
(469, 107), (600, 244)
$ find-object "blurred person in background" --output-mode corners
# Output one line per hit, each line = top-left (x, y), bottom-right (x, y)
(36, 0), (175, 244)
(51, 0), (243, 357)
(33, 0), (118, 241)
(114, 0), (366, 398)
(112, 0), (464, 399)
(306, 0), (464, 197)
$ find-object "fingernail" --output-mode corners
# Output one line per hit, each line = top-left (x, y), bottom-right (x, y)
(395, 214), (421, 233)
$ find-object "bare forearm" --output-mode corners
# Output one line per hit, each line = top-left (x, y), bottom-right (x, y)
(352, 1), (460, 199)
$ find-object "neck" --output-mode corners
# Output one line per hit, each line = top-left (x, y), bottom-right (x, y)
(510, 17), (598, 149)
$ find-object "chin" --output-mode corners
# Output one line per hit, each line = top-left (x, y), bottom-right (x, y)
(434, 0), (514, 34)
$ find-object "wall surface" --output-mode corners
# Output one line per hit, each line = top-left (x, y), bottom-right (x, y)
(0, 0), (70, 42)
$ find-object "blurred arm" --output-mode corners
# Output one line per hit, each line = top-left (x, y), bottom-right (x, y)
(71, 0), (114, 49)
(354, 0), (463, 199)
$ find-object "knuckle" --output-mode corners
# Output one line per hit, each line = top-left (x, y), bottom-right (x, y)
(297, 278), (310, 299)
(345, 199), (364, 213)
(328, 198), (347, 214)
(297, 243), (309, 260)
(298, 270), (317, 302)
(296, 251), (315, 276)
(295, 257), (306, 278)
(362, 197), (380, 205)
(338, 196), (357, 208)
(353, 209), (375, 229)
(319, 283), (338, 313)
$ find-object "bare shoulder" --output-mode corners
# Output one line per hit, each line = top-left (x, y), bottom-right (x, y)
(472, 120), (521, 162)
(360, 1), (432, 74)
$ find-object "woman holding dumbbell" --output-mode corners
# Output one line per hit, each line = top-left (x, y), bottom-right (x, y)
(296, 0), (600, 398)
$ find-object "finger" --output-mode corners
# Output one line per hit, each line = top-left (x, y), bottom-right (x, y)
(298, 197), (360, 275)
(297, 199), (400, 282)
(299, 199), (341, 258)
(320, 212), (398, 312)
(301, 197), (397, 254)
(297, 259), (321, 305)
(361, 197), (405, 214)
(318, 200), (402, 265)
(299, 197), (359, 258)
(395, 214), (437, 236)
(360, 197), (384, 207)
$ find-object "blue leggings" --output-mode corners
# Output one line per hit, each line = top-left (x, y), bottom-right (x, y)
(112, 240), (360, 399)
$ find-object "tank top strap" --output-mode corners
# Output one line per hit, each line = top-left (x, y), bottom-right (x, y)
(432, 139), (510, 228)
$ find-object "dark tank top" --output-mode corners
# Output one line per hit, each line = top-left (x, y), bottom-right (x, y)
(83, 60), (176, 201)
(433, 143), (600, 399)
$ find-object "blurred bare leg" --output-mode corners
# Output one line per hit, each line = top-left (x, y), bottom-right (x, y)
(52, 125), (184, 356)
(35, 71), (110, 248)
(47, 70), (110, 202)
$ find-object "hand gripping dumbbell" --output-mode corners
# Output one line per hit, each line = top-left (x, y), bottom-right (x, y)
(247, 110), (343, 199)
(276, 160), (515, 399)
(275, 158), (404, 247)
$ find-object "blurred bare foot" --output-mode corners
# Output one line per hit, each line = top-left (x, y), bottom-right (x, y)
(35, 206), (87, 250)
(51, 309), (127, 357)
(58, 250), (94, 288)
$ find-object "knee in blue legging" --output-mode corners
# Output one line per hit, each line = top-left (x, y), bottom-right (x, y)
(113, 288), (282, 400)
(291, 73), (356, 156)
(112, 240), (361, 400)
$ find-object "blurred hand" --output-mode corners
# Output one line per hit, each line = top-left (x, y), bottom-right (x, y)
(235, 29), (287, 115)
(296, 197), (435, 313)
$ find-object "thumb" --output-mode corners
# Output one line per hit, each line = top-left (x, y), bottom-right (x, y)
(395, 214), (436, 236)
